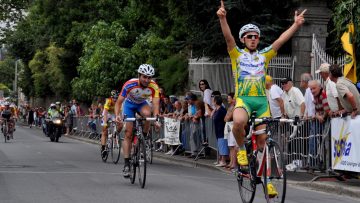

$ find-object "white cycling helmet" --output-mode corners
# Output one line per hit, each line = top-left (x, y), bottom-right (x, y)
(137, 64), (155, 77)
(50, 103), (56, 108)
(4, 102), (10, 106)
(239, 24), (261, 39)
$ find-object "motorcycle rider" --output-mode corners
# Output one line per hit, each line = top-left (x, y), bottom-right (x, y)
(46, 103), (61, 136)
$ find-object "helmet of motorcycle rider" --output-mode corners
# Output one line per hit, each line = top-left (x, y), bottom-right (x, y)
(55, 101), (61, 105)
(137, 64), (155, 77)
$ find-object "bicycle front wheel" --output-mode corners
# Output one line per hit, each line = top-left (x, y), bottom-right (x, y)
(111, 132), (121, 164)
(130, 150), (136, 184)
(137, 139), (147, 188)
(267, 140), (287, 203)
(145, 135), (153, 164)
(3, 123), (8, 143)
(238, 156), (256, 203)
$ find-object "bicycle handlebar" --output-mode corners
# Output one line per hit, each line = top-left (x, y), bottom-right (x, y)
(123, 117), (158, 122)
(247, 116), (300, 139)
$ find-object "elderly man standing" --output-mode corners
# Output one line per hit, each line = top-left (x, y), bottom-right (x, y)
(265, 75), (285, 118)
(329, 64), (360, 119)
(315, 63), (341, 116)
(300, 73), (315, 119)
(308, 80), (330, 122)
(308, 80), (331, 171)
(281, 77), (305, 118)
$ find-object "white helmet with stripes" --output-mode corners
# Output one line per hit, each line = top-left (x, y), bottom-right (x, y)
(137, 64), (155, 77)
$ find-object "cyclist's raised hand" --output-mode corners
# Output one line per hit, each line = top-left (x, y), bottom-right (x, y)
(216, 0), (226, 19)
(294, 9), (307, 26)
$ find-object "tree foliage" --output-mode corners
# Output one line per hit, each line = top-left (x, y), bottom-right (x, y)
(3, 0), (299, 102)
(0, 57), (16, 90)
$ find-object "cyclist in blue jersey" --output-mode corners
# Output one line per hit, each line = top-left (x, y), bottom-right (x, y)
(115, 64), (161, 178)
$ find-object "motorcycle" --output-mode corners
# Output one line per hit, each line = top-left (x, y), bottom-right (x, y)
(46, 116), (64, 142)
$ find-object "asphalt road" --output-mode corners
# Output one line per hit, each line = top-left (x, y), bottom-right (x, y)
(0, 125), (358, 203)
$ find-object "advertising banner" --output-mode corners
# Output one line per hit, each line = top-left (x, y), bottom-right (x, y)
(331, 116), (360, 172)
(164, 117), (181, 145)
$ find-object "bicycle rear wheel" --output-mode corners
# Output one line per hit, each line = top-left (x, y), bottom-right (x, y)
(137, 138), (147, 188)
(111, 132), (121, 164)
(267, 140), (286, 203)
(238, 156), (256, 203)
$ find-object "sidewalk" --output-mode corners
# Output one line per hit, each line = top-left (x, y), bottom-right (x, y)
(66, 133), (360, 200)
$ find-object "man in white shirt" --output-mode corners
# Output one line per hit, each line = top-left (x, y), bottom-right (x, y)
(300, 73), (316, 168)
(281, 77), (305, 118)
(265, 75), (285, 118)
(300, 73), (315, 119)
(315, 63), (341, 116)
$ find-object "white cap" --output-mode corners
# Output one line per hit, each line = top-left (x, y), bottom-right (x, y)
(315, 63), (330, 74)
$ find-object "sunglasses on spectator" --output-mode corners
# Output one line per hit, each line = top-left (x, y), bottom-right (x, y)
(199, 83), (205, 85)
(244, 34), (259, 40)
(281, 82), (288, 85)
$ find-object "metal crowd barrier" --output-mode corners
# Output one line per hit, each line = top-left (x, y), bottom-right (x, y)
(71, 116), (331, 171)
(71, 116), (102, 141)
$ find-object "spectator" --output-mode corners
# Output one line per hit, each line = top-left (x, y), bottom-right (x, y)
(212, 95), (228, 167)
(28, 107), (34, 128)
(300, 73), (315, 119)
(159, 87), (166, 114)
(265, 75), (285, 118)
(184, 93), (199, 158)
(76, 102), (83, 116)
(316, 63), (341, 116)
(224, 92), (237, 170)
(163, 95), (174, 114)
(64, 106), (72, 136)
(329, 64), (360, 118)
(199, 79), (213, 117)
(309, 80), (330, 123)
(281, 77), (305, 118)
(309, 79), (331, 170)
(165, 100), (183, 119)
(71, 100), (78, 117)
(300, 73), (317, 168)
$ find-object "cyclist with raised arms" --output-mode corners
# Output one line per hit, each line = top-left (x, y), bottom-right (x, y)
(217, 0), (306, 197)
(100, 90), (119, 159)
(115, 64), (160, 178)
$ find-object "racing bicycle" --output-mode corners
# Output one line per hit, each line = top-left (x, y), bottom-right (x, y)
(101, 120), (121, 164)
(123, 116), (158, 188)
(237, 111), (299, 203)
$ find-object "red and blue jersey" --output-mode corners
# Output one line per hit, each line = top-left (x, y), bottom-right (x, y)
(120, 78), (160, 104)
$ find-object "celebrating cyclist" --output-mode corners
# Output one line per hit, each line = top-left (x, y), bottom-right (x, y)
(217, 0), (306, 197)
(115, 64), (160, 178)
(100, 90), (119, 159)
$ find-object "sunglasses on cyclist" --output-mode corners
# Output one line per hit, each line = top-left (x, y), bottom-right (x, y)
(244, 34), (259, 40)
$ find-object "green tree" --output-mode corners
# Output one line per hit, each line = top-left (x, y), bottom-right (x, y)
(157, 54), (188, 96)
(28, 44), (68, 98)
(0, 57), (16, 90)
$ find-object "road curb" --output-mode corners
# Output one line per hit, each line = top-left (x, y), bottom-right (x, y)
(294, 181), (360, 199)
